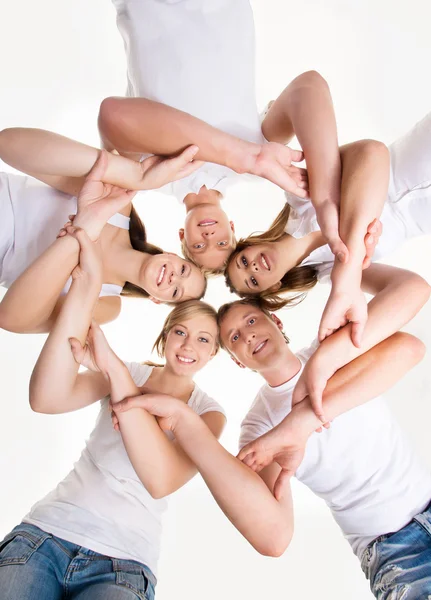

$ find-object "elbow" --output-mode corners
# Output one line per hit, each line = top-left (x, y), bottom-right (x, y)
(350, 138), (390, 166)
(291, 70), (330, 95)
(253, 526), (293, 558)
(406, 273), (431, 309)
(145, 480), (171, 500)
(29, 374), (55, 414)
(392, 332), (427, 368)
(98, 97), (126, 139)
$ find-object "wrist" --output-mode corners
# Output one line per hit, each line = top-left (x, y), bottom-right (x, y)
(105, 358), (130, 388)
(172, 405), (200, 437)
(289, 400), (321, 440)
(229, 140), (261, 175)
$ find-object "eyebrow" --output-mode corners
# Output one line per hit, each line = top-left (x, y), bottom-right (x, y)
(225, 312), (254, 339)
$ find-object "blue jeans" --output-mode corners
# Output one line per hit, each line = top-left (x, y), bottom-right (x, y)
(361, 502), (431, 599)
(0, 523), (156, 600)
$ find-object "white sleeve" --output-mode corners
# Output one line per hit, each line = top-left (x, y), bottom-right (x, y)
(296, 337), (320, 364)
(191, 389), (226, 418)
(284, 191), (320, 239)
(123, 361), (152, 387)
(239, 406), (272, 451)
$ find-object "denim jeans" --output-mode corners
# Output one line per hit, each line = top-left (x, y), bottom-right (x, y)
(361, 502), (431, 599)
(0, 523), (156, 600)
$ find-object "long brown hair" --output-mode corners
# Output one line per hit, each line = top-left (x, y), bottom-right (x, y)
(121, 205), (164, 299)
(224, 203), (318, 311)
(145, 300), (219, 367)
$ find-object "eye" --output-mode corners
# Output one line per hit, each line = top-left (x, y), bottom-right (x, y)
(198, 337), (209, 343)
(241, 256), (248, 267)
(181, 264), (186, 275)
(175, 330), (186, 336)
(232, 333), (239, 343)
(193, 243), (205, 249)
(217, 241), (228, 247)
(172, 288), (178, 299)
(248, 318), (256, 325)
(251, 277), (258, 287)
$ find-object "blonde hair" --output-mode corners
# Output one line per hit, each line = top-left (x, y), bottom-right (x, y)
(224, 203), (318, 311)
(181, 235), (238, 277)
(145, 300), (220, 367)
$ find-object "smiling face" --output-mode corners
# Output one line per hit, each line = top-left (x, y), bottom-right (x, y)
(181, 204), (235, 270)
(227, 242), (287, 295)
(164, 314), (218, 377)
(219, 303), (286, 372)
(140, 253), (206, 303)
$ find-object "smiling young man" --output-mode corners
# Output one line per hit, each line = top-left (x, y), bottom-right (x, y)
(112, 262), (431, 597)
(99, 0), (347, 272)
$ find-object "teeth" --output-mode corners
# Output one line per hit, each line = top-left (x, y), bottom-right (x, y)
(253, 341), (266, 354)
(261, 255), (269, 270)
(177, 355), (195, 363)
(198, 221), (217, 227)
(157, 265), (166, 286)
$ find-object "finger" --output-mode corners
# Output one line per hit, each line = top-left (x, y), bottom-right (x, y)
(57, 229), (67, 238)
(69, 214), (76, 222)
(237, 447), (250, 461)
(315, 427), (323, 433)
(351, 320), (365, 348)
(323, 421), (331, 429)
(290, 149), (304, 163)
(87, 149), (109, 181)
(309, 387), (326, 423)
(242, 453), (256, 469)
(327, 239), (349, 264)
(274, 469), (293, 501)
(68, 337), (84, 362)
(65, 225), (93, 249)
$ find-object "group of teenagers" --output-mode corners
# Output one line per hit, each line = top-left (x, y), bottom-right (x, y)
(1, 0), (431, 598)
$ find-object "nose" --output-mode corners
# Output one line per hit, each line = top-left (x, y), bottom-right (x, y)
(251, 261), (259, 273)
(246, 331), (256, 344)
(202, 230), (215, 238)
(168, 270), (176, 285)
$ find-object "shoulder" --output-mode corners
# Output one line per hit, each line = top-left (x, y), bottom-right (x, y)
(188, 385), (226, 419)
(123, 361), (153, 387)
(295, 337), (320, 364)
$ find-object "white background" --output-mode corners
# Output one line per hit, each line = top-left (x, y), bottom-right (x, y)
(1, 1), (431, 598)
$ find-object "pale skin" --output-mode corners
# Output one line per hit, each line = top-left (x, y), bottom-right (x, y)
(0, 141), (207, 333)
(29, 228), (225, 499)
(98, 71), (347, 269)
(228, 138), (390, 346)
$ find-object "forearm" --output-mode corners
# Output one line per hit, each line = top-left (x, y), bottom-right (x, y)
(291, 332), (424, 436)
(320, 267), (430, 371)
(30, 274), (101, 412)
(0, 235), (80, 333)
(263, 71), (341, 209)
(0, 128), (146, 192)
(333, 140), (390, 286)
(173, 411), (293, 555)
(98, 97), (257, 174)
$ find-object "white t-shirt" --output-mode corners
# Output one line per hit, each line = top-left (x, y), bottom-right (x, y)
(240, 341), (431, 558)
(113, 0), (265, 202)
(284, 111), (431, 282)
(0, 172), (127, 297)
(24, 362), (225, 577)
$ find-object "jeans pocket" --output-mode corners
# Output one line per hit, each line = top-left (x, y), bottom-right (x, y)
(115, 560), (152, 600)
(0, 530), (49, 567)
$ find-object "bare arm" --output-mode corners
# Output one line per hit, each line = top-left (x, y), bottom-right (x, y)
(318, 139), (391, 345)
(98, 97), (308, 196)
(295, 263), (430, 419)
(0, 128), (148, 194)
(107, 365), (225, 498)
(262, 71), (344, 254)
(29, 230), (110, 413)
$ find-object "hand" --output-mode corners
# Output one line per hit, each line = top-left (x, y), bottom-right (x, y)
(363, 218), (383, 269)
(69, 319), (119, 377)
(111, 392), (188, 433)
(291, 355), (335, 423)
(139, 145), (204, 189)
(65, 225), (103, 284)
(315, 200), (349, 263)
(73, 150), (137, 241)
(238, 419), (307, 501)
(318, 287), (368, 348)
(251, 142), (308, 197)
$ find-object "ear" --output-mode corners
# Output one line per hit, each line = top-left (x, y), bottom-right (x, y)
(270, 312), (284, 331)
(267, 281), (282, 293)
(178, 228), (185, 241)
(149, 296), (162, 305)
(230, 354), (246, 369)
(229, 221), (235, 233)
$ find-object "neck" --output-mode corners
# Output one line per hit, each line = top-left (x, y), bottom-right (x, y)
(258, 345), (302, 388)
(147, 364), (195, 403)
(183, 186), (222, 212)
(276, 231), (326, 271)
(103, 240), (150, 288)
